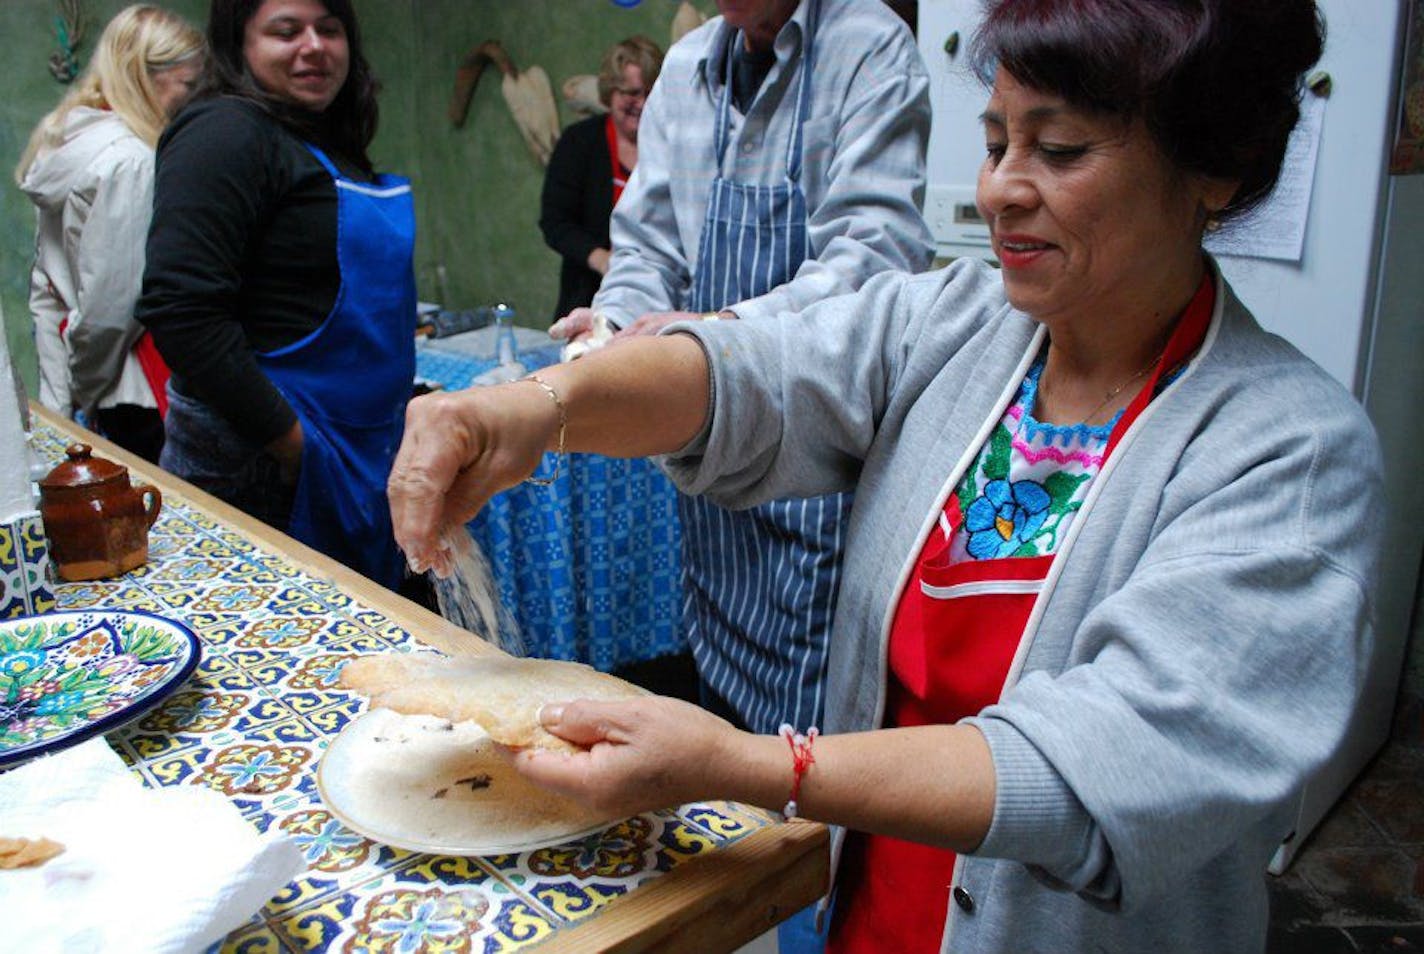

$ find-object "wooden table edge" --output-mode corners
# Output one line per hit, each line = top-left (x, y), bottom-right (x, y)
(534, 817), (829, 953)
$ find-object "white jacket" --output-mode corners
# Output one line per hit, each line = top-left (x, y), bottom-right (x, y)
(21, 107), (157, 416)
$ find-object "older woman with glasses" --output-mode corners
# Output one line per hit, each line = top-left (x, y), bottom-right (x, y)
(539, 35), (663, 322)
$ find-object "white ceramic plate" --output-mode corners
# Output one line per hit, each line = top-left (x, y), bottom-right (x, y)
(317, 708), (620, 855)
(0, 610), (200, 769)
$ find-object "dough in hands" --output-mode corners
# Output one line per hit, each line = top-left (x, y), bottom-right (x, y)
(340, 652), (645, 753)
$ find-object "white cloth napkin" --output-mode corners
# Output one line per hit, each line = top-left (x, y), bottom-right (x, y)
(0, 737), (306, 954)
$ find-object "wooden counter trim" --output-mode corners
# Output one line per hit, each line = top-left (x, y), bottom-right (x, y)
(539, 818), (829, 953)
(34, 405), (833, 951)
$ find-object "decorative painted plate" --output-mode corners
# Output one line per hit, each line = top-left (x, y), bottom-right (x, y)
(318, 708), (620, 855)
(0, 610), (200, 769)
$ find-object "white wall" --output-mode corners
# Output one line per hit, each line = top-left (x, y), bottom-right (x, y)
(1364, 172), (1424, 706)
(917, 1), (1407, 393)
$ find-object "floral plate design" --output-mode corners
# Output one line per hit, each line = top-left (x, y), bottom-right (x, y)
(0, 610), (200, 768)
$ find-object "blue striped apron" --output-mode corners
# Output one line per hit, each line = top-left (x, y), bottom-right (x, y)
(683, 0), (850, 735)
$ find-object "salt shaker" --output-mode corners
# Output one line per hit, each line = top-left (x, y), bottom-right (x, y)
(472, 302), (526, 386)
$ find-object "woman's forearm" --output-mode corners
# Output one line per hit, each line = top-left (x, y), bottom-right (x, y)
(535, 332), (710, 458)
(523, 699), (996, 852)
(389, 332), (711, 570)
(717, 723), (996, 851)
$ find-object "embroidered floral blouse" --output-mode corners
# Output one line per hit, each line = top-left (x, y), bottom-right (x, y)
(946, 356), (1117, 564)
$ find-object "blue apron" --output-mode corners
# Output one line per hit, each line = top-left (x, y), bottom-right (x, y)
(683, 0), (851, 736)
(256, 145), (415, 591)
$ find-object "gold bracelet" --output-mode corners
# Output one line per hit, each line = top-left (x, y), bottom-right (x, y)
(522, 373), (566, 486)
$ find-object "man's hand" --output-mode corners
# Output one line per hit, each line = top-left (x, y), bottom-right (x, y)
(550, 308), (597, 342)
(614, 310), (733, 339)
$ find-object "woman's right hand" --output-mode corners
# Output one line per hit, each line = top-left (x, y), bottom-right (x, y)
(387, 384), (559, 575)
(515, 696), (741, 817)
(587, 248), (611, 275)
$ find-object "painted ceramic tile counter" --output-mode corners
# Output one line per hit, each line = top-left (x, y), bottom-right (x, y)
(26, 404), (827, 953)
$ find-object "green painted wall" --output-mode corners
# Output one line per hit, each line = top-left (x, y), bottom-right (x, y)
(373, 0), (713, 325)
(1, 0), (713, 394)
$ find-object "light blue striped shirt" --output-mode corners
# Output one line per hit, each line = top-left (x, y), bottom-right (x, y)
(592, 0), (934, 326)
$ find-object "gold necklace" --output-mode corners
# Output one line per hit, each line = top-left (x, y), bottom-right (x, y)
(1080, 353), (1163, 425)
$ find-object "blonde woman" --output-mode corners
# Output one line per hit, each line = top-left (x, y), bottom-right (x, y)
(16, 4), (203, 462)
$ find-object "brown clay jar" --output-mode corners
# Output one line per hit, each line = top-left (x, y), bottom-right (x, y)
(38, 443), (162, 582)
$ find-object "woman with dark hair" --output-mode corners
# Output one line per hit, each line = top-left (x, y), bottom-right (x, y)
(539, 36), (664, 321)
(388, 0), (1383, 950)
(138, 0), (416, 593)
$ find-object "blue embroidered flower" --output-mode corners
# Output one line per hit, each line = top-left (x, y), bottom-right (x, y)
(964, 478), (1051, 560)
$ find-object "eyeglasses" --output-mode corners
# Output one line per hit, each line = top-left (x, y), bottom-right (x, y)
(612, 85), (647, 100)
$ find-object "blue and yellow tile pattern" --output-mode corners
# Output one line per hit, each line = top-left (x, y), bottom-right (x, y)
(30, 424), (772, 952)
(0, 509), (57, 620)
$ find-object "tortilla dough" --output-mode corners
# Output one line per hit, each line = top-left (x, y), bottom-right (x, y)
(340, 652), (646, 753)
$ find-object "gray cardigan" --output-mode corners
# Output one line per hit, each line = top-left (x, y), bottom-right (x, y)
(664, 258), (1384, 953)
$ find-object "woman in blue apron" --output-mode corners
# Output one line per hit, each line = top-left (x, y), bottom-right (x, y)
(681, 0), (851, 741)
(256, 146), (414, 590)
(138, 0), (414, 591)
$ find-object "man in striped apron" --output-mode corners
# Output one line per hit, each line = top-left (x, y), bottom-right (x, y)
(684, 0), (849, 740)
(555, 0), (931, 730)
(553, 9), (932, 938)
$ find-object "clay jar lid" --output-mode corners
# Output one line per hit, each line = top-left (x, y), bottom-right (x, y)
(39, 443), (130, 492)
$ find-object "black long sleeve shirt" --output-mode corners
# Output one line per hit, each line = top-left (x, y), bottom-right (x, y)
(538, 114), (614, 322)
(138, 96), (369, 445)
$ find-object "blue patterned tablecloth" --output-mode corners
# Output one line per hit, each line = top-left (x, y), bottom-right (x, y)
(415, 334), (685, 670)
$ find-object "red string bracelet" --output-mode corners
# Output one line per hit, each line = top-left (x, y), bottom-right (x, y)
(777, 723), (819, 821)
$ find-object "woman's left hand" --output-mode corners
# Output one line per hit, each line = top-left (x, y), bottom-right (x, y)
(586, 247), (611, 275)
(514, 696), (739, 816)
(266, 420), (305, 485)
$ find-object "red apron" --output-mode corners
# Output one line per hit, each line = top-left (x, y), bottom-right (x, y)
(830, 276), (1215, 953)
